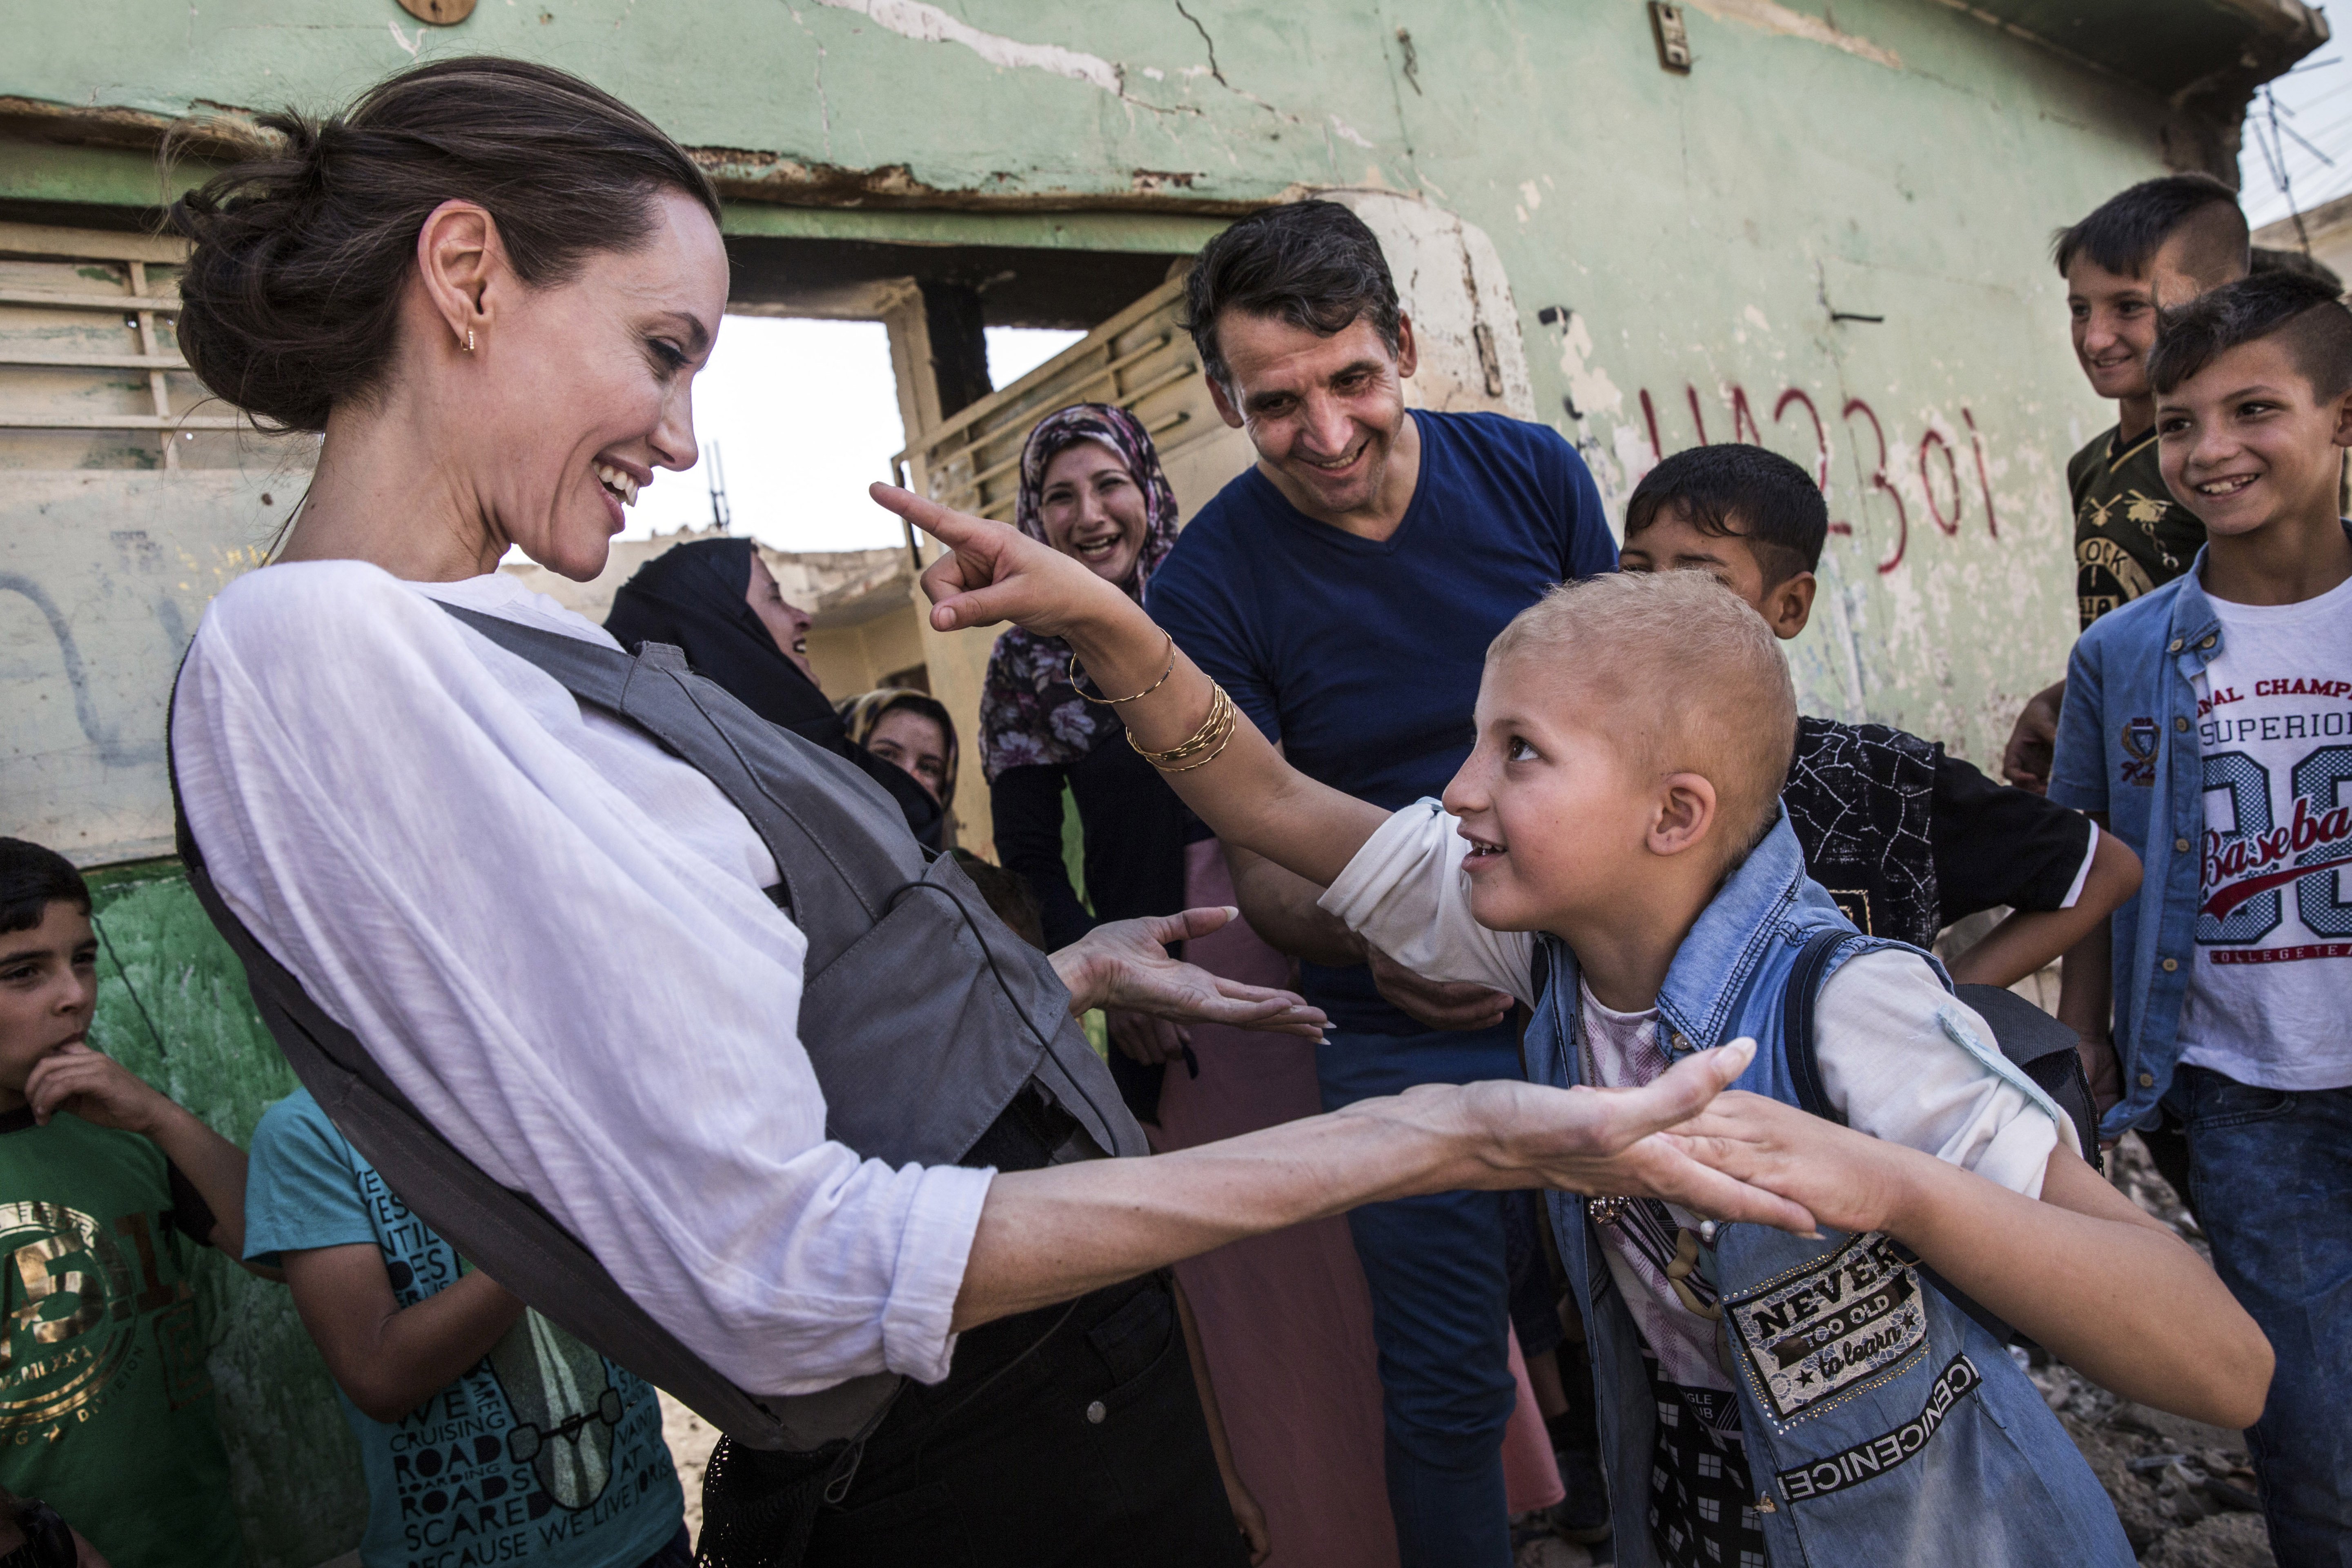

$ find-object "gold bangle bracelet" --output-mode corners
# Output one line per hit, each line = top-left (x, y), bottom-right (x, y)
(1154, 721), (1238, 772)
(1070, 631), (1176, 706)
(1128, 683), (1227, 764)
(1129, 682), (1238, 770)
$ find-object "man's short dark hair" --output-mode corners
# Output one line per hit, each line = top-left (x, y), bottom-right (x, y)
(1624, 444), (1828, 585)
(2147, 269), (2352, 400)
(0, 839), (89, 936)
(2052, 174), (2248, 289)
(1184, 200), (1401, 390)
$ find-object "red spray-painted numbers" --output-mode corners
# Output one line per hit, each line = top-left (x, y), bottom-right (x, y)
(1632, 383), (1999, 574)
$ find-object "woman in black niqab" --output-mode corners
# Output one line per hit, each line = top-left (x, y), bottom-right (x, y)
(604, 538), (944, 848)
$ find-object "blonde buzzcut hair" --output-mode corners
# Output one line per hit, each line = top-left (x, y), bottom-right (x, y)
(1488, 571), (1797, 857)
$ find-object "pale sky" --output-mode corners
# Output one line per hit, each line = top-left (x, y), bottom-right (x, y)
(2239, 10), (2352, 232)
(622, 317), (1083, 555)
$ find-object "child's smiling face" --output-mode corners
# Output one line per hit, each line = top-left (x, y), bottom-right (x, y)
(0, 901), (97, 1108)
(2156, 334), (2352, 541)
(1439, 651), (1666, 936)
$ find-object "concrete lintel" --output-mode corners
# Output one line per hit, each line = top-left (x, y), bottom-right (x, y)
(718, 202), (1233, 256)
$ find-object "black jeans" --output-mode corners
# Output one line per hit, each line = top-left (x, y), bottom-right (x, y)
(704, 1274), (1246, 1568)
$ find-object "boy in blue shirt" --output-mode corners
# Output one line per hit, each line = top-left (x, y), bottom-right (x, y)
(892, 485), (2269, 1568)
(2051, 269), (2352, 1565)
(247, 1088), (688, 1568)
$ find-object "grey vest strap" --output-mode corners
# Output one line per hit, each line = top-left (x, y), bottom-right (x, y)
(169, 604), (1144, 1450)
(439, 605), (1143, 1167)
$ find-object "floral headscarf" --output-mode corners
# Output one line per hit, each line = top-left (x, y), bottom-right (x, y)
(978, 404), (1181, 783)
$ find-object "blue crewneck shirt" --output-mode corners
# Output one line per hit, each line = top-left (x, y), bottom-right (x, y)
(1147, 408), (1616, 1033)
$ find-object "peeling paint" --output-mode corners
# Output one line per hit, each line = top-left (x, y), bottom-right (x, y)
(1557, 313), (1626, 419)
(1329, 113), (1376, 149)
(1686, 0), (1903, 69)
(813, 0), (1121, 94)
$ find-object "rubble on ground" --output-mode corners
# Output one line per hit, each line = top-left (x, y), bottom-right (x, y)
(2029, 1134), (2272, 1567)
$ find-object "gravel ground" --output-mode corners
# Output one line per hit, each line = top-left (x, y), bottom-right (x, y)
(658, 1393), (721, 1544)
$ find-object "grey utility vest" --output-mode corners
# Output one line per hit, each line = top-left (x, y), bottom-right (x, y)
(172, 604), (1145, 1450)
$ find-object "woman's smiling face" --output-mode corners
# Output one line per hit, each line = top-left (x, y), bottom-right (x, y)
(1037, 440), (1150, 588)
(449, 187), (729, 581)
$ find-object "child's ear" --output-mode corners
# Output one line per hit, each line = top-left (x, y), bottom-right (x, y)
(2330, 386), (2352, 451)
(1764, 572), (1817, 641)
(1649, 772), (1718, 859)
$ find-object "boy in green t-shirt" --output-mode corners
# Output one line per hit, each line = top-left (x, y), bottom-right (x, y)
(0, 838), (262, 1568)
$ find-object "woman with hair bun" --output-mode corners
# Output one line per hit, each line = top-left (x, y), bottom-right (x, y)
(166, 56), (1794, 1568)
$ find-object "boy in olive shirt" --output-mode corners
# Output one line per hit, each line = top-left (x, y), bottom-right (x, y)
(0, 838), (261, 1568)
(2003, 174), (2250, 791)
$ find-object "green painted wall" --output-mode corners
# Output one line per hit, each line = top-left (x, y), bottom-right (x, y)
(4, 0), (2202, 761)
(85, 863), (367, 1568)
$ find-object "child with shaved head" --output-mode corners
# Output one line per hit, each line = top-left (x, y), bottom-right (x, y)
(880, 480), (2269, 1568)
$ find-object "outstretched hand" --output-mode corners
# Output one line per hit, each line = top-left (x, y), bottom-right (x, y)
(1420, 1039), (1821, 1234)
(1051, 907), (1329, 1041)
(873, 483), (1130, 641)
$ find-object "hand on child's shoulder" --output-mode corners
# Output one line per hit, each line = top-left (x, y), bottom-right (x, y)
(24, 1044), (172, 1136)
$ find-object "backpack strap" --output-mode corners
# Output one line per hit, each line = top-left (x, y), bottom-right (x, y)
(1780, 929), (1857, 1124)
(1778, 927), (2021, 1347)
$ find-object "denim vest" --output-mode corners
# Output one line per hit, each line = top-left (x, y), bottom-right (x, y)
(1527, 815), (2130, 1567)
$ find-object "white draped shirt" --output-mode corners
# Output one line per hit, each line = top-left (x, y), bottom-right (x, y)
(172, 560), (993, 1397)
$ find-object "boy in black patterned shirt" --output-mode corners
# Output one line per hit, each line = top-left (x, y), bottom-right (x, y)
(1617, 447), (2143, 1068)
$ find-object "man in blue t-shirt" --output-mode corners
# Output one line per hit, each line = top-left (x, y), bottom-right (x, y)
(1148, 201), (1616, 1566)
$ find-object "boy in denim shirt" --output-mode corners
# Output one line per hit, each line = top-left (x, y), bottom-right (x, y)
(2051, 269), (2352, 1564)
(889, 485), (2270, 1568)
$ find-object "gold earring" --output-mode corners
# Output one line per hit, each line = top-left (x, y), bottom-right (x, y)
(465, 330), (476, 353)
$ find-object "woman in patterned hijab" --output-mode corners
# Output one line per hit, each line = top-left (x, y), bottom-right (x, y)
(978, 403), (1182, 781)
(980, 403), (1195, 1117)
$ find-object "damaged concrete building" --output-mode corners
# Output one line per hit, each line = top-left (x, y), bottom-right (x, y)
(0, 1), (2329, 1560)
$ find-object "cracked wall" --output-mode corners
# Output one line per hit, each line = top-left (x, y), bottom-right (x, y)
(5, 0), (2189, 763)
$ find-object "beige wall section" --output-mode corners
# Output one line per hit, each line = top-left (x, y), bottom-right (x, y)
(805, 606), (927, 701)
(2254, 196), (2352, 287)
(0, 470), (285, 862)
(0, 222), (312, 865)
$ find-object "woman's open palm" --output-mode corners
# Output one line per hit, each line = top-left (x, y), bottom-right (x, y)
(1054, 908), (1329, 1040)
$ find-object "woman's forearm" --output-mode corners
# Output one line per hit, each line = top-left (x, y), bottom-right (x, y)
(954, 1050), (1817, 1330)
(1055, 598), (1383, 890)
(1884, 1144), (2270, 1428)
(956, 1100), (1469, 1327)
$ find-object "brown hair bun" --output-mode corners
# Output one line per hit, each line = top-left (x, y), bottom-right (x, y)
(169, 57), (720, 433)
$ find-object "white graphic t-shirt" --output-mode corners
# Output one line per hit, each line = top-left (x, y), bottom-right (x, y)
(2182, 569), (2352, 1091)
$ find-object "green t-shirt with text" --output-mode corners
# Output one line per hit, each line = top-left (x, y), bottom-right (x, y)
(0, 1108), (243, 1568)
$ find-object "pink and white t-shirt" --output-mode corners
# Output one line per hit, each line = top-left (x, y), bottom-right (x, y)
(2183, 570), (2352, 1091)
